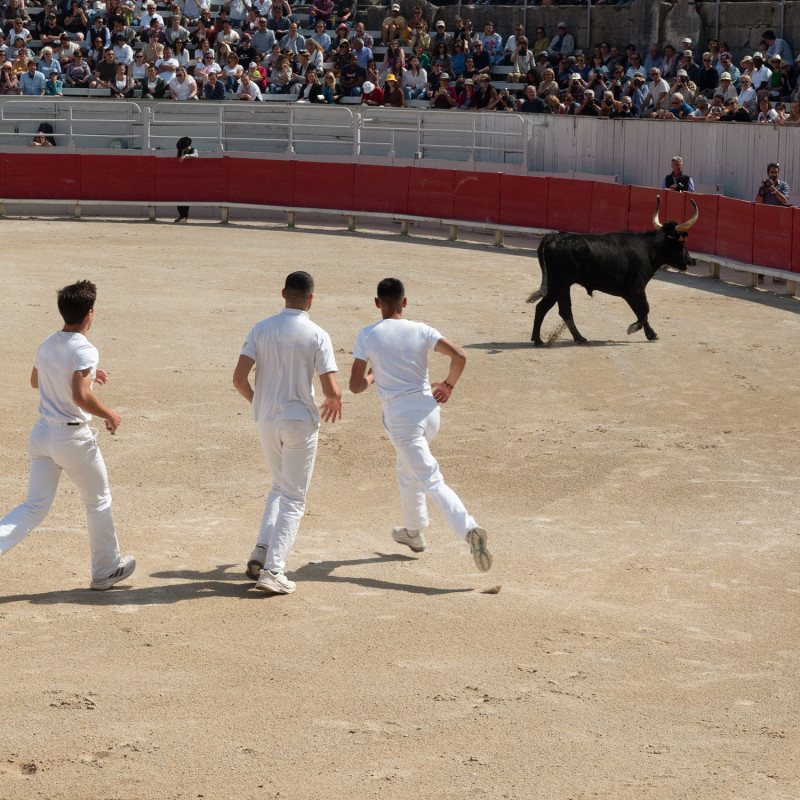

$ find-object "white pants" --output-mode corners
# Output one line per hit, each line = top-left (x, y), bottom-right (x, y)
(383, 399), (476, 538)
(256, 418), (319, 574)
(0, 418), (121, 580)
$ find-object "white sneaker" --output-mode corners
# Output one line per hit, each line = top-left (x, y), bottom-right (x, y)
(246, 545), (267, 580)
(392, 527), (426, 553)
(255, 570), (296, 595)
(90, 556), (136, 591)
(466, 527), (492, 572)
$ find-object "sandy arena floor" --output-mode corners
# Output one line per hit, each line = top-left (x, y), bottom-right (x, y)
(0, 217), (798, 800)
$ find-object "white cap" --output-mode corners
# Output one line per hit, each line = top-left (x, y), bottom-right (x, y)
(362, 81), (375, 94)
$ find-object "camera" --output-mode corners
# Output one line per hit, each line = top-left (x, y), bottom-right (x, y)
(764, 178), (774, 189)
(604, 98), (613, 106)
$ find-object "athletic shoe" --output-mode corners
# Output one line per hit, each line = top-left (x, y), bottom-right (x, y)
(246, 545), (267, 580)
(466, 527), (492, 572)
(392, 527), (426, 553)
(90, 556), (136, 591)
(255, 570), (296, 595)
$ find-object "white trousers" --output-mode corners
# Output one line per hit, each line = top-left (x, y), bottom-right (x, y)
(256, 418), (319, 574)
(383, 399), (476, 539)
(0, 418), (121, 579)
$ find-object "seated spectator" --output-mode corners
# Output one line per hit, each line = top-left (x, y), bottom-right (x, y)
(237, 34), (259, 69)
(87, 36), (106, 67)
(165, 14), (188, 47)
(609, 95), (640, 118)
(575, 88), (600, 116)
(235, 71), (261, 100)
(169, 65), (197, 99)
(509, 36), (534, 84)
(339, 50), (363, 95)
(518, 83), (546, 113)
(279, 22), (304, 55)
(320, 70), (339, 103)
(349, 22), (373, 50)
(492, 87), (515, 113)
(246, 59), (267, 91)
(63, 1), (88, 41)
(669, 69), (696, 105)
(310, 21), (331, 55)
(360, 79), (382, 105)
(452, 17), (475, 47)
(156, 43), (178, 80)
(406, 25), (429, 58)
(573, 52), (590, 81)
(763, 29), (793, 65)
(678, 49), (699, 83)
(607, 63), (626, 99)
(128, 49), (147, 85)
(381, 3), (405, 46)
(666, 91), (692, 119)
(661, 44), (679, 81)
(294, 69), (322, 102)
(307, 0), (332, 29)
(715, 98), (751, 122)
(141, 30), (162, 62)
(364, 57), (379, 87)
(532, 25), (549, 58)
(757, 96), (778, 124)
(193, 49), (219, 84)
(267, 6), (290, 41)
(218, 19), (240, 49)
(10, 36), (31, 65)
(189, 17), (212, 51)
(697, 52), (718, 98)
(549, 21), (575, 60)
(431, 40), (450, 73)
(223, 51), (242, 89)
(545, 93), (565, 114)
(202, 67), (225, 98)
(410, 40), (428, 71)
(450, 38), (466, 77)
(737, 73), (757, 117)
(537, 67), (558, 100)
(38, 46), (62, 77)
(624, 52), (643, 83)
(643, 42), (662, 74)
(265, 42), (282, 74)
(180, 0), (208, 25)
(402, 54), (426, 99)
(626, 72), (648, 111)
(713, 72), (737, 103)
(641, 66), (669, 116)
(474, 73), (496, 110)
(716, 51), (740, 87)
(470, 39), (490, 74)
(289, 49), (314, 90)
(773, 102), (788, 123)
(0, 59), (19, 93)
(425, 60), (443, 97)
(567, 72), (585, 105)
(94, 47), (118, 87)
(109, 61), (134, 96)
(430, 70), (455, 108)
(139, 3), (164, 35)
(268, 52), (292, 92)
(29, 130), (54, 146)
(456, 77), (476, 109)
(221, 0), (249, 29)
(39, 13), (64, 47)
(380, 72), (402, 106)
(45, 69), (63, 95)
(749, 53), (771, 91)
(351, 36), (372, 69)
(688, 94), (710, 120)
(241, 7), (261, 36)
(501, 22), (523, 66)
(64, 49), (94, 87)
(19, 60), (45, 94)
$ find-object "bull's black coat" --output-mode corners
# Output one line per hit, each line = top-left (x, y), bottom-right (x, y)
(527, 208), (697, 346)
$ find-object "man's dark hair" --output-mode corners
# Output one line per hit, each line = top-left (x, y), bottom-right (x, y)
(377, 277), (405, 304)
(768, 162), (780, 171)
(284, 270), (314, 303)
(57, 280), (96, 325)
(763, 30), (775, 40)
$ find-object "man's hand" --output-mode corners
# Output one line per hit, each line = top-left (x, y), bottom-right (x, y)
(105, 410), (121, 433)
(431, 381), (452, 404)
(94, 368), (108, 386)
(319, 397), (342, 422)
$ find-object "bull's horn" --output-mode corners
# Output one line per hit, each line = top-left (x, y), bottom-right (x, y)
(652, 196), (662, 231)
(675, 198), (699, 233)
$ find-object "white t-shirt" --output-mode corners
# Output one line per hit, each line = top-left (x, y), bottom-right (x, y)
(241, 308), (337, 425)
(35, 331), (98, 423)
(353, 318), (441, 408)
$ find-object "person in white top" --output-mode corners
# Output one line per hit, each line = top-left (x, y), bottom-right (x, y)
(233, 271), (342, 595)
(349, 278), (492, 573)
(0, 281), (135, 591)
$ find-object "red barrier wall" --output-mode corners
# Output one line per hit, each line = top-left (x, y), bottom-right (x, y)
(752, 204), (793, 271)
(0, 153), (793, 278)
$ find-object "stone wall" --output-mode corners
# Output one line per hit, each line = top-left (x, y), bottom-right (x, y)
(363, 1), (798, 64)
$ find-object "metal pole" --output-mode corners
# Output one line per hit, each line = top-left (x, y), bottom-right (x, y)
(523, 0), (527, 35)
(715, 0), (720, 41)
(780, 0), (785, 39)
(587, 0), (592, 51)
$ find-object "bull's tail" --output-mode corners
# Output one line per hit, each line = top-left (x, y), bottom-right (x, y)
(526, 239), (549, 303)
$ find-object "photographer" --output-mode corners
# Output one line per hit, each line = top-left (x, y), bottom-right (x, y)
(756, 162), (790, 206)
(598, 90), (615, 117)
(669, 69), (697, 106)
(575, 88), (600, 116)
(625, 71), (648, 112)
(491, 86), (515, 112)
(609, 96), (640, 118)
(661, 156), (694, 192)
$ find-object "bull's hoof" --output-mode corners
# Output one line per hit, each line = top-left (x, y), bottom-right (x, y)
(646, 332), (659, 341)
(627, 322), (643, 335)
(574, 336), (588, 344)
(532, 338), (544, 347)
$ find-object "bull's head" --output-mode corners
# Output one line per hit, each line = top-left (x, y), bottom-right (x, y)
(653, 196), (698, 269)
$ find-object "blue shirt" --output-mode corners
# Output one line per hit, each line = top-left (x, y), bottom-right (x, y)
(37, 58), (62, 77)
(20, 70), (46, 95)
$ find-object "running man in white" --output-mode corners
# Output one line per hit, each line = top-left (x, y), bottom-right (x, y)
(233, 271), (342, 595)
(0, 280), (135, 591)
(349, 278), (492, 572)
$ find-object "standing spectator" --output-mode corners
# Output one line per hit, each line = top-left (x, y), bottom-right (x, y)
(755, 162), (790, 206)
(763, 30), (793, 65)
(233, 271), (342, 595)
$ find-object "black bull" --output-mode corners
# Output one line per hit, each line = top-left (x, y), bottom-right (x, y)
(527, 198), (698, 345)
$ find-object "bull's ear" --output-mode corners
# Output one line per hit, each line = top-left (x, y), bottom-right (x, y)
(652, 196), (662, 231)
(675, 198), (699, 233)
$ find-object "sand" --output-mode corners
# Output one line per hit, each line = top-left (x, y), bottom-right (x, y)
(0, 216), (798, 800)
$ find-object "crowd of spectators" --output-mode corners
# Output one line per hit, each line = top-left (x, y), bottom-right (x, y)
(0, 0), (797, 121)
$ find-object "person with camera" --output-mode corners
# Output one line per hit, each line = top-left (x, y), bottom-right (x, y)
(575, 87), (601, 116)
(597, 90), (615, 117)
(625, 71), (648, 112)
(670, 68), (697, 106)
(609, 95), (640, 119)
(661, 156), (694, 192)
(756, 162), (790, 206)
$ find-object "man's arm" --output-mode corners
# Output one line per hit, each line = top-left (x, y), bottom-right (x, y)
(232, 354), (255, 403)
(318, 370), (342, 422)
(430, 337), (465, 404)
(72, 368), (121, 432)
(348, 357), (373, 395)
